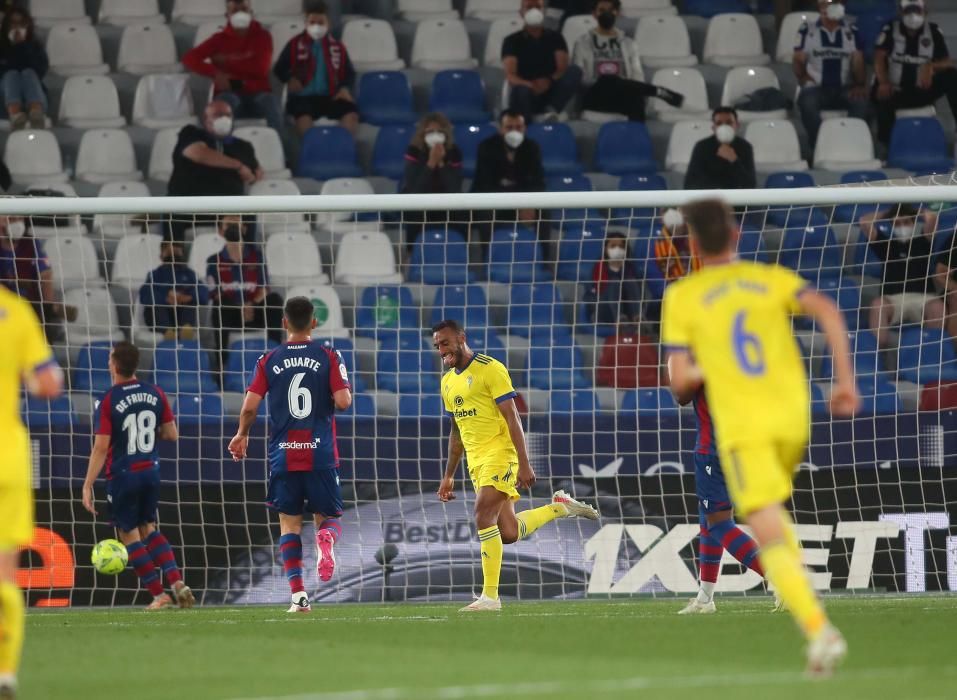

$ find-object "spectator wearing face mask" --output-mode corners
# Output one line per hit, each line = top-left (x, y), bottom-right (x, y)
(274, 0), (358, 137)
(872, 0), (957, 145)
(572, 0), (683, 121)
(583, 232), (642, 325)
(182, 0), (282, 133)
(503, 0), (583, 121)
(684, 107), (756, 191)
(140, 242), (209, 342)
(859, 203), (943, 348)
(0, 7), (47, 130)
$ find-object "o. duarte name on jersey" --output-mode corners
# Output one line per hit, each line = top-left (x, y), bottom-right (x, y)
(114, 391), (159, 413)
(270, 354), (323, 374)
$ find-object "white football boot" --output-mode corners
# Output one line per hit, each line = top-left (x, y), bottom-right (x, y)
(287, 591), (311, 613)
(678, 598), (717, 615)
(459, 594), (502, 612)
(806, 624), (847, 678)
(552, 490), (599, 520)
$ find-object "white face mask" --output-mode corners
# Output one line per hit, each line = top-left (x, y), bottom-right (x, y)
(6, 220), (25, 240)
(424, 131), (447, 148)
(504, 130), (525, 149)
(606, 246), (626, 261)
(211, 115), (233, 137)
(893, 223), (916, 240)
(715, 123), (736, 144)
(229, 11), (252, 30)
(524, 7), (545, 27)
(902, 13), (925, 30)
(7, 28), (23, 43)
(662, 208), (684, 230)
(306, 23), (327, 40)
(825, 3), (846, 20)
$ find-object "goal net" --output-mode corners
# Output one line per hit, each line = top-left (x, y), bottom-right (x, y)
(7, 183), (956, 608)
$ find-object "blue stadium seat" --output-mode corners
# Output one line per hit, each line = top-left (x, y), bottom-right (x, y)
(550, 389), (602, 414)
(398, 394), (446, 417)
(466, 328), (507, 364)
(487, 225), (549, 283)
(897, 327), (957, 385)
(527, 123), (583, 175)
(429, 70), (491, 123)
(767, 205), (830, 229)
(151, 340), (217, 395)
(525, 342), (590, 390)
(430, 285), (489, 329)
(73, 341), (114, 394)
(849, 227), (885, 279)
(358, 71), (416, 125)
(373, 123), (416, 180)
(765, 172), (815, 189)
(22, 395), (74, 429)
(297, 126), (363, 180)
(315, 337), (366, 393)
(376, 331), (439, 394)
(338, 393), (376, 417)
(857, 376), (902, 415)
(613, 173), (667, 223)
(819, 330), (883, 382)
(683, 0), (750, 16)
(809, 383), (829, 417)
(507, 283), (567, 338)
(223, 337), (277, 394)
(834, 171), (886, 223)
(354, 286), (420, 341)
(853, 10), (896, 61)
(764, 174), (817, 226)
(888, 118), (955, 173)
(556, 222), (605, 282)
(778, 224), (843, 282)
(407, 228), (472, 285)
(175, 393), (225, 425)
(620, 387), (679, 415)
(595, 122), (656, 175)
(546, 174), (598, 223)
(453, 122), (497, 178)
(817, 277), (862, 331)
(736, 228), (768, 263)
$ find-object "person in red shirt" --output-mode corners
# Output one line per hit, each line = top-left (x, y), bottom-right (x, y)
(182, 0), (282, 133)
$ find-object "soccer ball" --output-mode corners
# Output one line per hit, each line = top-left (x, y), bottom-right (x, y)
(91, 539), (128, 575)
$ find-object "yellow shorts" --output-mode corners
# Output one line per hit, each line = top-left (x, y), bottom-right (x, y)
(0, 483), (34, 549)
(468, 460), (520, 501)
(719, 439), (806, 517)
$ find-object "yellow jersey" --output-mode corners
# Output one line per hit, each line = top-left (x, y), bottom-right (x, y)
(0, 287), (55, 486)
(441, 353), (519, 471)
(661, 261), (810, 450)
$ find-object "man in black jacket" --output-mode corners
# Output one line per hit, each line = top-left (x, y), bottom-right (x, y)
(684, 107), (756, 191)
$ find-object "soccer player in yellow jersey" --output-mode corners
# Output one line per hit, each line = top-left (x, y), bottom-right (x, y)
(0, 287), (64, 699)
(432, 320), (599, 611)
(662, 199), (860, 676)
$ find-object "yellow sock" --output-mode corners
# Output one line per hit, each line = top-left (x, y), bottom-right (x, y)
(478, 525), (503, 599)
(0, 581), (25, 677)
(516, 503), (568, 540)
(760, 542), (827, 640)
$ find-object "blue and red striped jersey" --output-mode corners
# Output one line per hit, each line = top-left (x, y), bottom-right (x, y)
(247, 340), (351, 474)
(94, 379), (175, 479)
(692, 387), (717, 456)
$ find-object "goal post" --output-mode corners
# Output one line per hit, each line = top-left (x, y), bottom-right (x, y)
(5, 183), (956, 607)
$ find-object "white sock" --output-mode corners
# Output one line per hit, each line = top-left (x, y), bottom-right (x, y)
(697, 581), (715, 603)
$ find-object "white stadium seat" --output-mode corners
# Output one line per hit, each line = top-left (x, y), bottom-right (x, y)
(335, 230), (402, 285)
(271, 21), (305, 64)
(117, 23), (182, 75)
(111, 233), (163, 293)
(465, 0), (517, 21)
(621, 0), (678, 16)
(31, 0), (89, 28)
(315, 178), (376, 227)
(255, 0), (304, 25)
(148, 127), (182, 182)
(75, 130), (143, 184)
(665, 120), (711, 173)
(133, 74), (197, 129)
(284, 285), (349, 338)
(46, 24), (109, 77)
(188, 232), (225, 278)
(745, 120), (808, 172)
(58, 75), (126, 129)
(411, 18), (478, 71)
(342, 19), (406, 72)
(397, 0), (458, 22)
(172, 0), (224, 26)
(813, 117), (882, 172)
(63, 287), (123, 348)
(777, 11), (818, 63)
(4, 131), (68, 185)
(703, 13), (770, 67)
(266, 232), (329, 287)
(232, 126), (291, 179)
(98, 0), (165, 26)
(484, 17), (524, 68)
(721, 67), (787, 122)
(562, 15), (597, 51)
(94, 182), (153, 239)
(193, 21), (226, 47)
(250, 180), (311, 234)
(648, 67), (710, 123)
(634, 15), (697, 69)
(44, 235), (102, 291)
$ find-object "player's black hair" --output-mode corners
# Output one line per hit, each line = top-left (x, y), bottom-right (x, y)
(304, 0), (328, 15)
(499, 108), (525, 124)
(591, 0), (621, 10)
(284, 296), (315, 332)
(712, 106), (739, 122)
(432, 319), (465, 335)
(111, 341), (140, 378)
(682, 198), (735, 255)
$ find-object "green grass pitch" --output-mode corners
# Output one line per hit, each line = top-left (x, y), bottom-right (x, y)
(22, 597), (957, 700)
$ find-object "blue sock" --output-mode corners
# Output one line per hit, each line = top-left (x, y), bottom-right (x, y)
(126, 541), (164, 597)
(709, 517), (764, 576)
(279, 533), (305, 594)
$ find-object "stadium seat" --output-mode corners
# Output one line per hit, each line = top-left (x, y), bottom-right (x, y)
(594, 122), (656, 175)
(31, 0), (89, 27)
(285, 285), (349, 339)
(813, 118), (881, 171)
(63, 287), (123, 347)
(664, 120), (711, 173)
(73, 341), (115, 394)
(341, 19), (405, 72)
(465, 0), (516, 20)
(897, 328), (957, 385)
(111, 233), (163, 293)
(818, 330), (882, 381)
(22, 395), (75, 429)
(335, 230), (403, 285)
(223, 337), (277, 394)
(296, 127), (363, 181)
(256, 0), (303, 25)
(408, 228), (472, 285)
(376, 331), (439, 394)
(919, 381), (957, 411)
(614, 173), (668, 222)
(765, 172), (815, 189)
(685, 0), (751, 14)
(57, 76), (125, 129)
(648, 68), (710, 122)
(43, 235), (101, 291)
(736, 228), (769, 263)
(172, 0), (224, 25)
(621, 0), (678, 17)
(721, 68), (787, 122)
(250, 180), (310, 234)
(703, 14), (770, 67)
(550, 389), (602, 414)
(187, 232), (224, 278)
(777, 225), (843, 282)
(314, 177), (377, 228)
(46, 24), (108, 76)
(556, 222), (605, 282)
(817, 277), (862, 331)
(887, 118), (956, 173)
(397, 394), (447, 418)
(314, 338), (365, 392)
(547, 174), (600, 224)
(132, 74), (196, 129)
(621, 387), (679, 415)
(266, 231), (328, 288)
(776, 11), (819, 62)
(355, 286), (420, 341)
(562, 15), (598, 49)
(487, 226), (548, 283)
(746, 120), (808, 172)
(484, 17), (524, 68)
(147, 127), (180, 182)
(267, 18), (303, 59)
(411, 18), (478, 71)
(152, 340), (218, 395)
(192, 20), (225, 47)
(358, 72), (416, 126)
(429, 70), (491, 124)
(528, 123), (583, 176)
(94, 182), (153, 239)
(4, 131), (67, 185)
(525, 342), (590, 390)
(833, 171), (886, 223)
(372, 124), (416, 180)
(233, 126), (290, 179)
(430, 285), (489, 329)
(398, 0), (458, 21)
(453, 123), (498, 178)
(175, 393), (226, 424)
(99, 0), (164, 25)
(634, 14), (697, 69)
(507, 283), (567, 338)
(75, 129), (142, 184)
(596, 333), (660, 388)
(856, 377), (903, 415)
(117, 23), (182, 75)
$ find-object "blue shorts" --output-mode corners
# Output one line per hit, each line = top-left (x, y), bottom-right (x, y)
(694, 452), (732, 514)
(266, 469), (343, 517)
(106, 471), (160, 532)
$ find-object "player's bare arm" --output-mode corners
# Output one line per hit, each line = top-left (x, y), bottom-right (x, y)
(24, 363), (63, 399)
(229, 391), (264, 461)
(798, 290), (861, 417)
(498, 398), (535, 490)
(438, 417), (464, 502)
(81, 434), (111, 515)
(333, 387), (352, 411)
(159, 421), (178, 442)
(666, 352), (703, 405)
